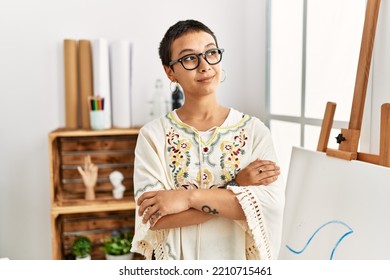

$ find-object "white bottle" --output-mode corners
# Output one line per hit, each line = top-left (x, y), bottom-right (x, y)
(149, 79), (170, 120)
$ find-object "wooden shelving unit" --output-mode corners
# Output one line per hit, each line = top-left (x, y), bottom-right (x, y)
(48, 128), (140, 259)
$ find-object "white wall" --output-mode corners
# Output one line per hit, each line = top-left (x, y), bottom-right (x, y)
(0, 0), (266, 259)
(1, 0), (388, 260)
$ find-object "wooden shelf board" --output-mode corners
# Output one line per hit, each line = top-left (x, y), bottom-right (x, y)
(49, 127), (140, 140)
(51, 199), (136, 216)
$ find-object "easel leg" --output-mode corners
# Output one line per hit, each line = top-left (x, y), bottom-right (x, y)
(341, 0), (381, 155)
(317, 102), (336, 152)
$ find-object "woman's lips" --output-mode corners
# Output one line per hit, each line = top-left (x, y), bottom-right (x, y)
(197, 76), (214, 82)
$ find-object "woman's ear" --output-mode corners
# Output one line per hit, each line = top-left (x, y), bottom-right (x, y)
(163, 65), (175, 82)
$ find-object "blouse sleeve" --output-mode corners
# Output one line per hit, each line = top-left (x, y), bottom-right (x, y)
(131, 121), (171, 259)
(228, 118), (285, 259)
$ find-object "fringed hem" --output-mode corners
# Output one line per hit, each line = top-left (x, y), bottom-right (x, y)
(228, 186), (272, 260)
(131, 240), (154, 260)
(131, 220), (153, 259)
(131, 229), (170, 260)
(132, 183), (168, 259)
(245, 243), (258, 260)
(152, 229), (169, 260)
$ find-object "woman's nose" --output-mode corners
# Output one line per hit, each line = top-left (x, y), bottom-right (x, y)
(198, 55), (210, 72)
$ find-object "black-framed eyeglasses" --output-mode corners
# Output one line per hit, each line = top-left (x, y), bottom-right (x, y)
(169, 48), (225, 70)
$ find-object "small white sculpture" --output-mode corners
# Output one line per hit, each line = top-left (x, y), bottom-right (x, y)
(109, 171), (126, 199)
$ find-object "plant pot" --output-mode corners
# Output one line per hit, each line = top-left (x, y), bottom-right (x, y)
(105, 252), (134, 260)
(76, 254), (91, 260)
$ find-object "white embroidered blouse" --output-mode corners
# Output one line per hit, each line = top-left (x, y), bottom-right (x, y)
(131, 108), (285, 260)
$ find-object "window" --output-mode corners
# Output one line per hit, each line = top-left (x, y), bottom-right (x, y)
(266, 0), (367, 174)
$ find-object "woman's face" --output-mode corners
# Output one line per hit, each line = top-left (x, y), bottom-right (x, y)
(165, 31), (222, 98)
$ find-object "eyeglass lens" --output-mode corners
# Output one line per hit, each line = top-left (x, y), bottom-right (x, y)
(181, 49), (223, 70)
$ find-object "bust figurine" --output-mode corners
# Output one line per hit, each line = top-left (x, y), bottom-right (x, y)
(109, 171), (126, 199)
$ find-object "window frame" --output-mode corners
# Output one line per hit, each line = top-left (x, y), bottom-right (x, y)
(265, 0), (362, 150)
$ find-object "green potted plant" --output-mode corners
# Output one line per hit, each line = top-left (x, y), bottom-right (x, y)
(101, 230), (133, 260)
(71, 236), (92, 260)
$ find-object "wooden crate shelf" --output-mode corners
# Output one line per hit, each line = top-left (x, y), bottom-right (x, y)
(58, 210), (137, 260)
(48, 128), (140, 259)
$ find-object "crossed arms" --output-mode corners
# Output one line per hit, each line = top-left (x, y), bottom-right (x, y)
(137, 159), (280, 230)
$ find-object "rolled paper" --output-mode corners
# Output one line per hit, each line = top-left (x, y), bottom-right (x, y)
(110, 40), (132, 128)
(78, 40), (94, 129)
(63, 39), (79, 128)
(92, 38), (112, 129)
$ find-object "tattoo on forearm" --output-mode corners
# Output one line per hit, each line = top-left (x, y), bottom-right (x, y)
(202, 205), (219, 215)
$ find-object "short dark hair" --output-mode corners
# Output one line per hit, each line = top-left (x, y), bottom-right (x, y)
(159, 19), (219, 67)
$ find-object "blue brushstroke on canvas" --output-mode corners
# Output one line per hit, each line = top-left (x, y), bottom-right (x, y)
(286, 220), (353, 260)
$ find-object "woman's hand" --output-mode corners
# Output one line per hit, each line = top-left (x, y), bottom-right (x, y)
(235, 159), (280, 186)
(137, 189), (191, 226)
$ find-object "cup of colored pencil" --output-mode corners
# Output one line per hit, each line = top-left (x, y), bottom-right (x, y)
(89, 96), (105, 130)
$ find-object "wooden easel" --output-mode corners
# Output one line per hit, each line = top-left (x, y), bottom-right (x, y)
(317, 0), (390, 167)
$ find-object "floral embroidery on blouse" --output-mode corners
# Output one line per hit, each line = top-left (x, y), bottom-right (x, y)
(220, 128), (247, 182)
(166, 118), (249, 189)
(166, 127), (191, 187)
(196, 168), (214, 187)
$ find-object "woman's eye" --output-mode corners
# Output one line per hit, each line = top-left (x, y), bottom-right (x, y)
(183, 55), (197, 61)
(206, 49), (218, 56)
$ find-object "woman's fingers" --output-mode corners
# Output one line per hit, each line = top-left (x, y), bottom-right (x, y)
(258, 166), (280, 178)
(137, 191), (157, 205)
(254, 160), (279, 172)
(254, 161), (281, 186)
(141, 204), (161, 224)
(137, 191), (165, 225)
(148, 211), (162, 227)
(258, 170), (280, 184)
(235, 159), (281, 186)
(138, 198), (164, 226)
(137, 192), (157, 216)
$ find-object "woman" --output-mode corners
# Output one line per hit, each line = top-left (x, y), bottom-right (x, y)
(131, 19), (285, 260)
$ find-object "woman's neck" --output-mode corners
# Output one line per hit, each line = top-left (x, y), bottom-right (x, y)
(176, 102), (230, 131)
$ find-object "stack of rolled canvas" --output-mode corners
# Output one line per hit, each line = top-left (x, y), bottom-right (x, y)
(63, 38), (133, 129)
